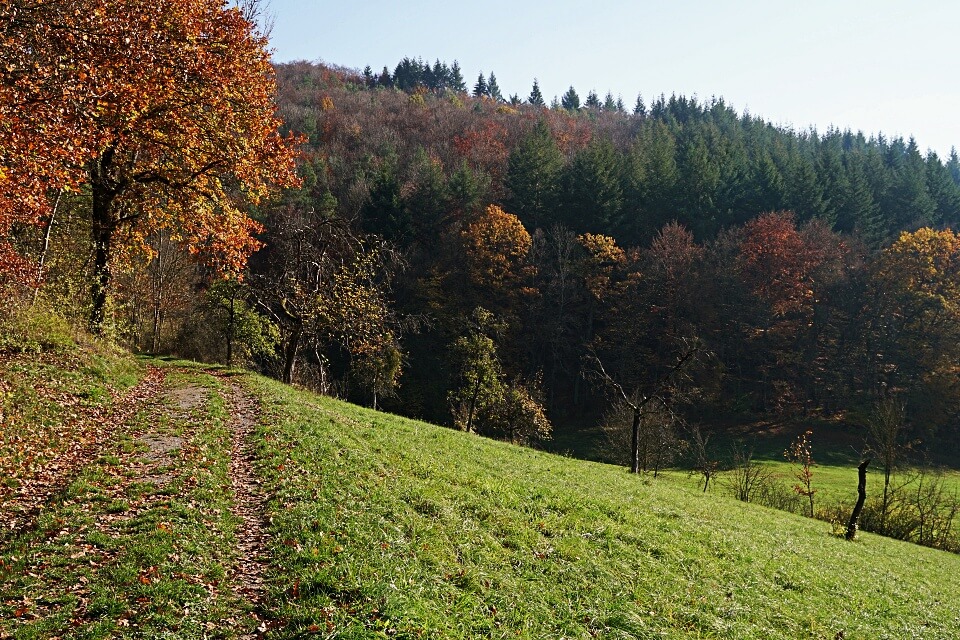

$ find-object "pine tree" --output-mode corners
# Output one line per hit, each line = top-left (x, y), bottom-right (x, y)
(450, 60), (466, 92)
(431, 59), (446, 90)
(488, 72), (503, 102)
(603, 91), (617, 112)
(561, 86), (580, 110)
(616, 96), (626, 113)
(528, 79), (545, 107)
(633, 94), (646, 116)
(948, 148), (960, 186)
(505, 120), (563, 229)
(585, 90), (601, 109)
(362, 65), (374, 87)
(560, 138), (624, 231)
(925, 150), (960, 227)
(473, 72), (488, 98)
(378, 66), (393, 88)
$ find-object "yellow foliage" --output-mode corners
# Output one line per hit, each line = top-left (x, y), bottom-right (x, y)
(462, 205), (532, 291)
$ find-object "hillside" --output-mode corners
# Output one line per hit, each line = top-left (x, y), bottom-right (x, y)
(3, 344), (960, 638)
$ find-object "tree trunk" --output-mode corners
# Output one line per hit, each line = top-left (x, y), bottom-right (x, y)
(466, 376), (482, 434)
(846, 458), (871, 540)
(282, 323), (302, 384)
(226, 294), (236, 366)
(33, 189), (62, 306)
(89, 186), (117, 335)
(630, 407), (641, 474)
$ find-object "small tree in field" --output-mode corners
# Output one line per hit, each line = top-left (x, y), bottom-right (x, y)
(785, 430), (816, 517)
(867, 396), (907, 534)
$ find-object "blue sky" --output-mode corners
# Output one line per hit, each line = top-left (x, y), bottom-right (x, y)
(268, 0), (960, 157)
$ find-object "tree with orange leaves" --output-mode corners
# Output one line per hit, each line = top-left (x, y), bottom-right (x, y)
(0, 0), (300, 330)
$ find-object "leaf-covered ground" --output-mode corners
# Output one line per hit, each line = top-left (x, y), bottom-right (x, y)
(0, 364), (269, 638)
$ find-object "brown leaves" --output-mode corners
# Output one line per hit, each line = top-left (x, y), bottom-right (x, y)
(0, 365), (165, 533)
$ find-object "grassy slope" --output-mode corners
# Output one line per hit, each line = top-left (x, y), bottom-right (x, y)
(247, 376), (960, 639)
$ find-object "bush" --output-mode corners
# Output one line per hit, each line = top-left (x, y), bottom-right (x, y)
(0, 303), (77, 354)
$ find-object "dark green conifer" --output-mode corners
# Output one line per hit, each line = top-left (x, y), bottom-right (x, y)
(633, 94), (646, 116)
(488, 72), (503, 102)
(450, 60), (467, 92)
(473, 72), (488, 98)
(528, 79), (545, 107)
(561, 86), (580, 110)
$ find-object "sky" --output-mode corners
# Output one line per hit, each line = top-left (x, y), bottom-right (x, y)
(267, 0), (960, 158)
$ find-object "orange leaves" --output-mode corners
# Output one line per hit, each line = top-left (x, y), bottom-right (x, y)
(577, 233), (626, 302)
(461, 205), (533, 293)
(0, 0), (301, 294)
(737, 212), (826, 317)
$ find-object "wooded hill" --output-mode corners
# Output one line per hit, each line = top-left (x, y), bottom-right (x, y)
(264, 60), (960, 457)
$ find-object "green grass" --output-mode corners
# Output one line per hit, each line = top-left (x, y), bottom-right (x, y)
(6, 348), (960, 638)
(246, 375), (960, 639)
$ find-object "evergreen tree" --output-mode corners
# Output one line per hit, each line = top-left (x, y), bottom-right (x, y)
(603, 91), (617, 112)
(431, 59), (447, 90)
(528, 79), (545, 107)
(450, 60), (466, 92)
(616, 96), (626, 113)
(377, 65), (393, 88)
(786, 154), (827, 223)
(362, 65), (374, 87)
(620, 120), (680, 243)
(948, 148), (960, 186)
(560, 138), (624, 231)
(748, 151), (786, 216)
(473, 72), (488, 98)
(509, 94), (521, 106)
(925, 151), (960, 227)
(676, 130), (721, 236)
(634, 94), (646, 116)
(561, 86), (580, 110)
(505, 120), (564, 230)
(585, 90), (601, 109)
(488, 72), (503, 102)
(448, 161), (489, 219)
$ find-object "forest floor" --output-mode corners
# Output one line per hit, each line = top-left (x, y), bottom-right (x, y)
(3, 353), (960, 639)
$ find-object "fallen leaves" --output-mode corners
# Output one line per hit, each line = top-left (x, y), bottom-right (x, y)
(0, 364), (165, 534)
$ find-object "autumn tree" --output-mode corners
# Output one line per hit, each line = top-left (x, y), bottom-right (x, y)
(865, 228), (960, 439)
(460, 204), (534, 315)
(1, 0), (299, 331)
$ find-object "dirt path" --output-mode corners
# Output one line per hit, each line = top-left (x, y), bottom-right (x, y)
(1, 365), (166, 535)
(218, 373), (271, 638)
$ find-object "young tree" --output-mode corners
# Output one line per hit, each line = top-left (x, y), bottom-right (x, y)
(591, 341), (701, 474)
(449, 308), (504, 433)
(785, 430), (816, 517)
(867, 397), (907, 534)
